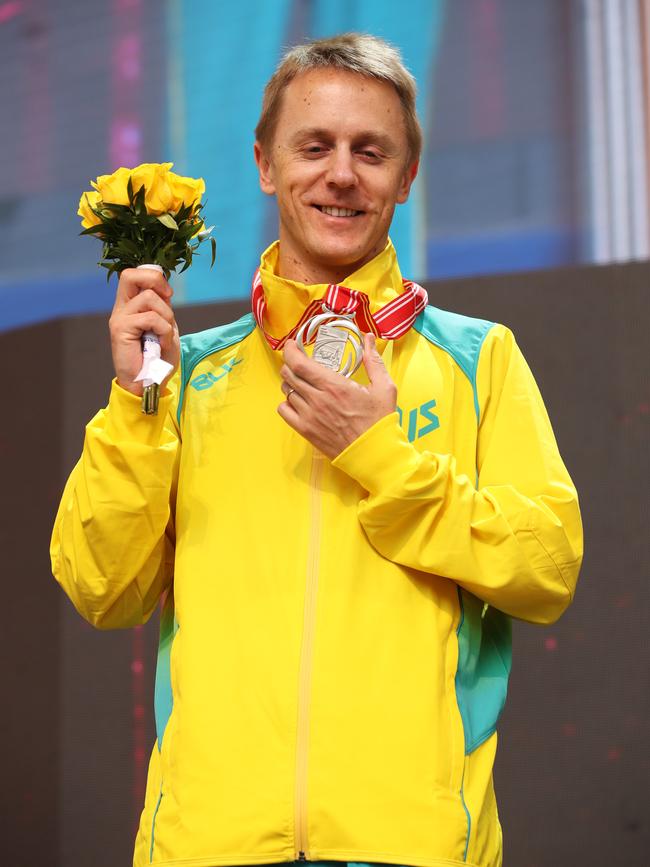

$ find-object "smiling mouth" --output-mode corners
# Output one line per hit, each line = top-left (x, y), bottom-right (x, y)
(314, 205), (363, 217)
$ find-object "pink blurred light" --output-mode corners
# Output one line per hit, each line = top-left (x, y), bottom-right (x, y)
(544, 636), (558, 651)
(110, 119), (142, 168)
(470, 0), (505, 138)
(116, 33), (141, 82)
(0, 2), (22, 25)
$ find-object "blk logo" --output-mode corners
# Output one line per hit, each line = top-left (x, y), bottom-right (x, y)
(190, 357), (243, 391)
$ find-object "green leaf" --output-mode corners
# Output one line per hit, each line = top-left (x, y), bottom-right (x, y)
(210, 237), (216, 267)
(174, 202), (192, 223)
(102, 201), (131, 213)
(157, 213), (179, 230)
(134, 184), (146, 216)
(119, 238), (142, 256)
(102, 262), (118, 282)
(175, 226), (194, 243)
(127, 175), (134, 203)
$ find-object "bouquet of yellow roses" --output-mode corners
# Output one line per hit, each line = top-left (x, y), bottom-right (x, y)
(79, 162), (215, 413)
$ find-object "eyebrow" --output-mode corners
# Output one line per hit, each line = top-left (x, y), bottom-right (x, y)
(289, 127), (399, 153)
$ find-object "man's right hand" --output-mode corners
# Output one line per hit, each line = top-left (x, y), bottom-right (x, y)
(108, 268), (180, 396)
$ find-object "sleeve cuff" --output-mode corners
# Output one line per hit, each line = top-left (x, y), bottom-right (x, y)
(331, 411), (426, 495)
(101, 379), (175, 446)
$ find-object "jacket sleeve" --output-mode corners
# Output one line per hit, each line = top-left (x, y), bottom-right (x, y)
(331, 325), (583, 624)
(50, 377), (181, 630)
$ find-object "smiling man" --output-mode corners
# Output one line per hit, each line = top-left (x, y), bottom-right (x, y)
(52, 33), (582, 867)
(254, 65), (417, 284)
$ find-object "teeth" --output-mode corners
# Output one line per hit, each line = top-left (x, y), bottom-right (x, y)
(320, 206), (359, 217)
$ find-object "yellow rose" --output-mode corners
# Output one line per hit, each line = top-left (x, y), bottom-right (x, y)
(167, 171), (206, 213)
(84, 163), (205, 222)
(130, 162), (176, 214)
(77, 190), (103, 228)
(90, 166), (132, 206)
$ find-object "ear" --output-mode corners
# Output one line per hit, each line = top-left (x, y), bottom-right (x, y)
(254, 141), (276, 196)
(396, 159), (419, 205)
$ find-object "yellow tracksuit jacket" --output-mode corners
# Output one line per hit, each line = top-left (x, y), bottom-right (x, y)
(51, 241), (583, 867)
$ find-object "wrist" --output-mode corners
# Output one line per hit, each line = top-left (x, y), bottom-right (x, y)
(332, 412), (423, 493)
(115, 375), (142, 397)
(104, 379), (175, 444)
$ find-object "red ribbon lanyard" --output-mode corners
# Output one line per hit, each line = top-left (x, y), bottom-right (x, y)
(251, 269), (428, 350)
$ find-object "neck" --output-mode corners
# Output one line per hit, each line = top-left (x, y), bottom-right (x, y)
(276, 244), (387, 286)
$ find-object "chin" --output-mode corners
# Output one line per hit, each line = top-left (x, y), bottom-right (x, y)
(312, 242), (372, 269)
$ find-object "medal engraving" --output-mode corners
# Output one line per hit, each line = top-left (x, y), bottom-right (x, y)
(295, 309), (364, 377)
(312, 324), (348, 371)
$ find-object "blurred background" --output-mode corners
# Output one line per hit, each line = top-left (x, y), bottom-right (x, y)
(4, 0), (650, 329)
(1, 1), (648, 865)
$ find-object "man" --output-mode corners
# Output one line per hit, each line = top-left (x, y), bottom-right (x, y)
(52, 33), (582, 867)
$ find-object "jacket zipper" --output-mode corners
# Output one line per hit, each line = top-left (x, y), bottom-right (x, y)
(294, 450), (325, 860)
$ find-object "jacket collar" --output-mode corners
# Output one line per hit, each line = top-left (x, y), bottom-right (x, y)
(257, 239), (404, 342)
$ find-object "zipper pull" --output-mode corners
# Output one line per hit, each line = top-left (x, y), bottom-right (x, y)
(297, 852), (307, 862)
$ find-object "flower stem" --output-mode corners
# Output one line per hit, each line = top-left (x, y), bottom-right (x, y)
(141, 383), (160, 415)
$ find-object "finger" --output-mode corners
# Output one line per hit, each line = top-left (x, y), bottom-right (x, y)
(281, 382), (307, 405)
(277, 397), (307, 433)
(283, 339), (342, 390)
(363, 333), (391, 387)
(122, 288), (176, 323)
(158, 318), (179, 356)
(114, 268), (173, 309)
(280, 361), (321, 402)
(114, 310), (175, 343)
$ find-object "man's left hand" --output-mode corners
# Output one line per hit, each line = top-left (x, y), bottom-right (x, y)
(278, 334), (397, 459)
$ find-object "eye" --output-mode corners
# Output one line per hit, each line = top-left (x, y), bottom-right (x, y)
(358, 149), (382, 162)
(303, 144), (328, 157)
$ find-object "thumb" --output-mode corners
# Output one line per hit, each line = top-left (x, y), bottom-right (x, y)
(362, 333), (391, 388)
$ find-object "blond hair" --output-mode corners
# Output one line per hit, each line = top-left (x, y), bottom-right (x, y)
(255, 33), (422, 166)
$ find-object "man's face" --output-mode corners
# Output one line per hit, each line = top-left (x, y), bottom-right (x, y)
(255, 68), (418, 283)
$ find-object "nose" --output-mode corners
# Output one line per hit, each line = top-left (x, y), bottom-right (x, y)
(325, 146), (358, 188)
